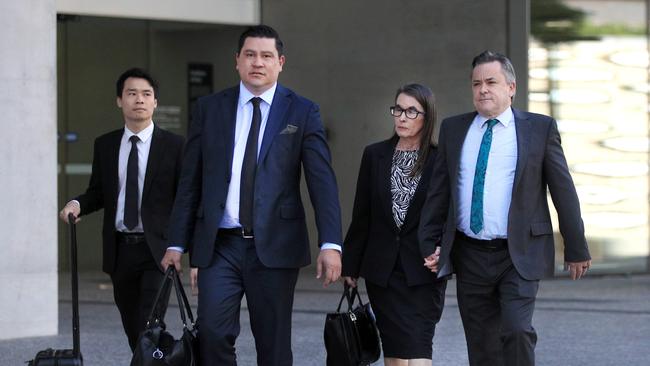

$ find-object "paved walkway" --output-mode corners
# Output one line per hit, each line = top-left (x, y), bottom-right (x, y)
(2, 270), (649, 365)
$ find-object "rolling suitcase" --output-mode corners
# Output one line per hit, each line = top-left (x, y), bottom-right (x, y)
(28, 213), (84, 365)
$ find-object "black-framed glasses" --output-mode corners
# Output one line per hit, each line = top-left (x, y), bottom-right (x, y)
(390, 106), (425, 119)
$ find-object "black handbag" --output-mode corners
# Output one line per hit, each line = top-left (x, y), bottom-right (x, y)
(130, 267), (199, 366)
(324, 283), (381, 366)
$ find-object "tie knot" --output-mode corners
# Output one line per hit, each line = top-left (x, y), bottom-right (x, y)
(129, 135), (140, 144)
(250, 97), (262, 108)
(485, 119), (499, 129)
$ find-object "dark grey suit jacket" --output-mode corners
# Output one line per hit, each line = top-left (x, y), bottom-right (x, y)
(419, 109), (590, 280)
(75, 126), (184, 274)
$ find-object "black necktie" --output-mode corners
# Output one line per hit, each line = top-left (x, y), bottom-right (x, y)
(239, 97), (262, 232)
(124, 135), (140, 230)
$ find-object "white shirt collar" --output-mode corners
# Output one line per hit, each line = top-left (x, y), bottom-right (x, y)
(475, 107), (514, 128)
(124, 121), (154, 143)
(238, 82), (277, 107)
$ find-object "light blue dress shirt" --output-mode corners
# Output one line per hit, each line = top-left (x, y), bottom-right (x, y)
(457, 107), (517, 240)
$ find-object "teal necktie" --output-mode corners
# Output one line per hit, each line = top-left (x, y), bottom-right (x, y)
(470, 119), (499, 234)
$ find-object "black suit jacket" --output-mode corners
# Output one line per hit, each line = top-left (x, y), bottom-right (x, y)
(419, 109), (590, 280)
(75, 125), (184, 274)
(342, 137), (440, 287)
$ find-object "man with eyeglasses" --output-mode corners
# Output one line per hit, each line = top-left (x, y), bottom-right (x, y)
(419, 50), (591, 366)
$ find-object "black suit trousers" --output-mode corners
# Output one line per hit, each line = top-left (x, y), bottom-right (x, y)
(453, 235), (539, 366)
(110, 236), (169, 351)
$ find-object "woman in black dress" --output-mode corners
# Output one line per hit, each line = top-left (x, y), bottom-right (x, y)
(342, 83), (447, 366)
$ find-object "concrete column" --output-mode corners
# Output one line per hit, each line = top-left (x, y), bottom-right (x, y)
(0, 1), (58, 339)
(508, 0), (530, 110)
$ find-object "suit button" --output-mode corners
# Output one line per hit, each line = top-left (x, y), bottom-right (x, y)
(219, 203), (225, 209)
(396, 235), (400, 242)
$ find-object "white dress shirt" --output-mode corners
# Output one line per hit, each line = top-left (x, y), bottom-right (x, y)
(219, 82), (276, 228)
(216, 82), (340, 252)
(115, 122), (154, 232)
(457, 108), (517, 240)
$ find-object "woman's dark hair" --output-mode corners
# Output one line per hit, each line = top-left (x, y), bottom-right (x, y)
(393, 83), (437, 176)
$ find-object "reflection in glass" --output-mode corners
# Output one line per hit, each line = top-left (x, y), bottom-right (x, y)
(530, 0), (649, 273)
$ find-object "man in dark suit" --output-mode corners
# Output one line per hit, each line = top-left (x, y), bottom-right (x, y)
(160, 25), (343, 366)
(60, 68), (184, 351)
(419, 51), (591, 366)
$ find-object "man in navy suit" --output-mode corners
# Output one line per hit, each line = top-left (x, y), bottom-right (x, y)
(161, 25), (343, 365)
(419, 51), (591, 366)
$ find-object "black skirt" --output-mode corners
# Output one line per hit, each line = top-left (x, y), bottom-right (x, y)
(365, 271), (447, 359)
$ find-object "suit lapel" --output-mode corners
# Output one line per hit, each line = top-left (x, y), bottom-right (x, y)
(259, 85), (291, 164)
(107, 130), (123, 206)
(378, 138), (398, 232)
(221, 88), (239, 173)
(512, 108), (531, 194)
(448, 113), (475, 194)
(142, 126), (163, 200)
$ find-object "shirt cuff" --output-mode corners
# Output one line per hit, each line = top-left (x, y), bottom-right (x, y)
(321, 242), (342, 253)
(167, 246), (185, 253)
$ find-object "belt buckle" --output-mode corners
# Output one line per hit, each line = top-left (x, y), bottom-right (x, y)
(241, 228), (254, 239)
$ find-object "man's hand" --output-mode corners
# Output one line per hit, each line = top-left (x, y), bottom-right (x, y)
(59, 201), (81, 224)
(190, 267), (199, 296)
(565, 259), (592, 280)
(423, 246), (441, 273)
(343, 276), (358, 288)
(316, 249), (341, 287)
(161, 249), (183, 274)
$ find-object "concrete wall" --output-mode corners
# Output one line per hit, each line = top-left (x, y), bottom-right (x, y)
(0, 1), (58, 339)
(263, 0), (526, 255)
(57, 0), (260, 25)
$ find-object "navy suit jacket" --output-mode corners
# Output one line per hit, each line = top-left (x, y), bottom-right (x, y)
(169, 84), (342, 268)
(419, 109), (590, 280)
(75, 126), (184, 274)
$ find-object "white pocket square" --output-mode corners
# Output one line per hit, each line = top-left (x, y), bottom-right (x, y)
(279, 124), (298, 134)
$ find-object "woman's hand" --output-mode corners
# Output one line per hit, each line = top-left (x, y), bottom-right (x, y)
(423, 246), (441, 273)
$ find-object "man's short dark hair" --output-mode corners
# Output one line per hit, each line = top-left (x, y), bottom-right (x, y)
(116, 68), (159, 98)
(471, 50), (517, 83)
(237, 25), (284, 56)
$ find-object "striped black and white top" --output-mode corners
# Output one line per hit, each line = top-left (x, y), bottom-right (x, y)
(390, 149), (421, 228)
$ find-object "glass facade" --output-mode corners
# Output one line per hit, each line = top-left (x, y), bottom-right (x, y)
(529, 0), (649, 273)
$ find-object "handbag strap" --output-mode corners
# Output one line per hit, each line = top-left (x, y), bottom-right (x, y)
(349, 285), (365, 307)
(171, 268), (196, 329)
(145, 267), (175, 327)
(336, 282), (355, 312)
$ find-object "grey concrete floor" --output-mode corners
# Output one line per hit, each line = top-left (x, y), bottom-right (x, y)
(1, 270), (649, 365)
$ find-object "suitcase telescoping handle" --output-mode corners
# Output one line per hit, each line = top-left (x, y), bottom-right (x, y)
(68, 213), (81, 357)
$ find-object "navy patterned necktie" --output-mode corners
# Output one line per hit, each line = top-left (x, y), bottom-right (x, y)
(239, 97), (262, 232)
(470, 119), (499, 234)
(124, 135), (140, 230)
